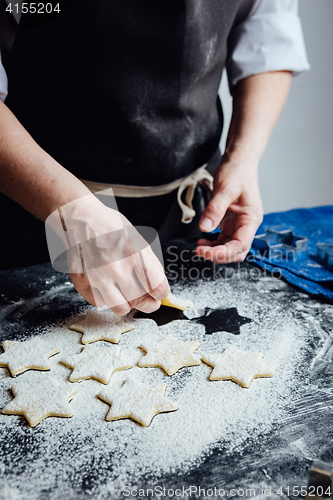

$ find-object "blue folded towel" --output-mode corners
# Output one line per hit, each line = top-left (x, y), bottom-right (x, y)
(249, 206), (333, 303)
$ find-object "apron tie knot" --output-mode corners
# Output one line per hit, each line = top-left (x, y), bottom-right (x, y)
(177, 164), (214, 224)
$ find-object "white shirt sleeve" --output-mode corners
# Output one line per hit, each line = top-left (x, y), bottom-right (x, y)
(227, 0), (310, 90)
(0, 51), (8, 102)
(0, 0), (16, 101)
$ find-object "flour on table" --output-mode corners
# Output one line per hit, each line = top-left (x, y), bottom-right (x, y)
(0, 337), (60, 377)
(138, 333), (201, 376)
(202, 345), (274, 388)
(161, 292), (193, 311)
(61, 344), (133, 384)
(98, 377), (179, 427)
(0, 275), (313, 498)
(2, 377), (79, 427)
(70, 309), (135, 344)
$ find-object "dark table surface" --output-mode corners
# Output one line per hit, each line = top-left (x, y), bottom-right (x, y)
(1, 242), (333, 500)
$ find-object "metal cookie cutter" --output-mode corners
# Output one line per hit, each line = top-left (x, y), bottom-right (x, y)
(307, 460), (333, 499)
(317, 244), (333, 268)
(252, 229), (308, 259)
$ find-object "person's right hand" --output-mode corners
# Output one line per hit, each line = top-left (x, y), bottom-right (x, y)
(47, 195), (170, 315)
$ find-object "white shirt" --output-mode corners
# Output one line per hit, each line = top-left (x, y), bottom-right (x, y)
(227, 0), (310, 90)
(0, 0), (309, 102)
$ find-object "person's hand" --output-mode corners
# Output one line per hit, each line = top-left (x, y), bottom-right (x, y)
(195, 151), (263, 263)
(47, 195), (170, 315)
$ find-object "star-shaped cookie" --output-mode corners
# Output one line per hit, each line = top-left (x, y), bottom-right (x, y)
(98, 378), (178, 426)
(0, 337), (61, 377)
(161, 293), (193, 311)
(61, 344), (133, 384)
(138, 334), (200, 375)
(70, 310), (135, 344)
(2, 378), (79, 427)
(202, 345), (273, 388)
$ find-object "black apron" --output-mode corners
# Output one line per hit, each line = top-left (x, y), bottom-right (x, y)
(1, 0), (241, 269)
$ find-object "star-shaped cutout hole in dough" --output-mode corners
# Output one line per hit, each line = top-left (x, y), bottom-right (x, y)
(138, 334), (200, 376)
(161, 293), (193, 311)
(193, 307), (252, 335)
(202, 345), (273, 388)
(134, 306), (186, 327)
(0, 337), (61, 377)
(70, 310), (135, 344)
(61, 344), (133, 384)
(2, 378), (79, 427)
(98, 378), (178, 426)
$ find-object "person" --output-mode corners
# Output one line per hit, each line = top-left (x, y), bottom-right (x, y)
(0, 0), (309, 314)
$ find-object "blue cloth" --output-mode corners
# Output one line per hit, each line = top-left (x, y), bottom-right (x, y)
(249, 206), (333, 303)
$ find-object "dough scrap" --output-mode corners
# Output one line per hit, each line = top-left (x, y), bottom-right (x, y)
(61, 344), (133, 384)
(0, 337), (61, 377)
(138, 334), (201, 376)
(202, 345), (273, 388)
(98, 378), (178, 426)
(70, 310), (135, 344)
(2, 377), (79, 427)
(161, 293), (193, 311)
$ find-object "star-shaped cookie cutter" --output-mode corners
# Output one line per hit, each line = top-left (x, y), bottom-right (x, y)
(252, 229), (308, 259)
(317, 243), (333, 268)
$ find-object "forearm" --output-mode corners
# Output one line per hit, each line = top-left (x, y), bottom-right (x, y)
(197, 71), (293, 261)
(226, 71), (292, 162)
(0, 100), (91, 221)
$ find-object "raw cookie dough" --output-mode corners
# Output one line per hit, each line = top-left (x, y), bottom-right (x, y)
(138, 334), (201, 376)
(0, 337), (61, 377)
(98, 378), (178, 426)
(70, 310), (135, 344)
(61, 344), (133, 384)
(202, 345), (274, 388)
(2, 378), (79, 427)
(161, 293), (193, 311)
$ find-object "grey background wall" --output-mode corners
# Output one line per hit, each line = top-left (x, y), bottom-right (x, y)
(219, 0), (333, 214)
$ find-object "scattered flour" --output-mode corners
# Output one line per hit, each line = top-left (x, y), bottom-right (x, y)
(138, 334), (201, 375)
(202, 345), (274, 387)
(0, 337), (60, 377)
(98, 377), (179, 426)
(61, 344), (133, 384)
(70, 309), (135, 344)
(0, 277), (311, 498)
(2, 377), (79, 427)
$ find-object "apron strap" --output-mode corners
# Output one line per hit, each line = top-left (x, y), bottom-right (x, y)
(80, 163), (214, 225)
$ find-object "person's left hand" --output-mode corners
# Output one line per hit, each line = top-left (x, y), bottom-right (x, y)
(195, 151), (263, 263)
